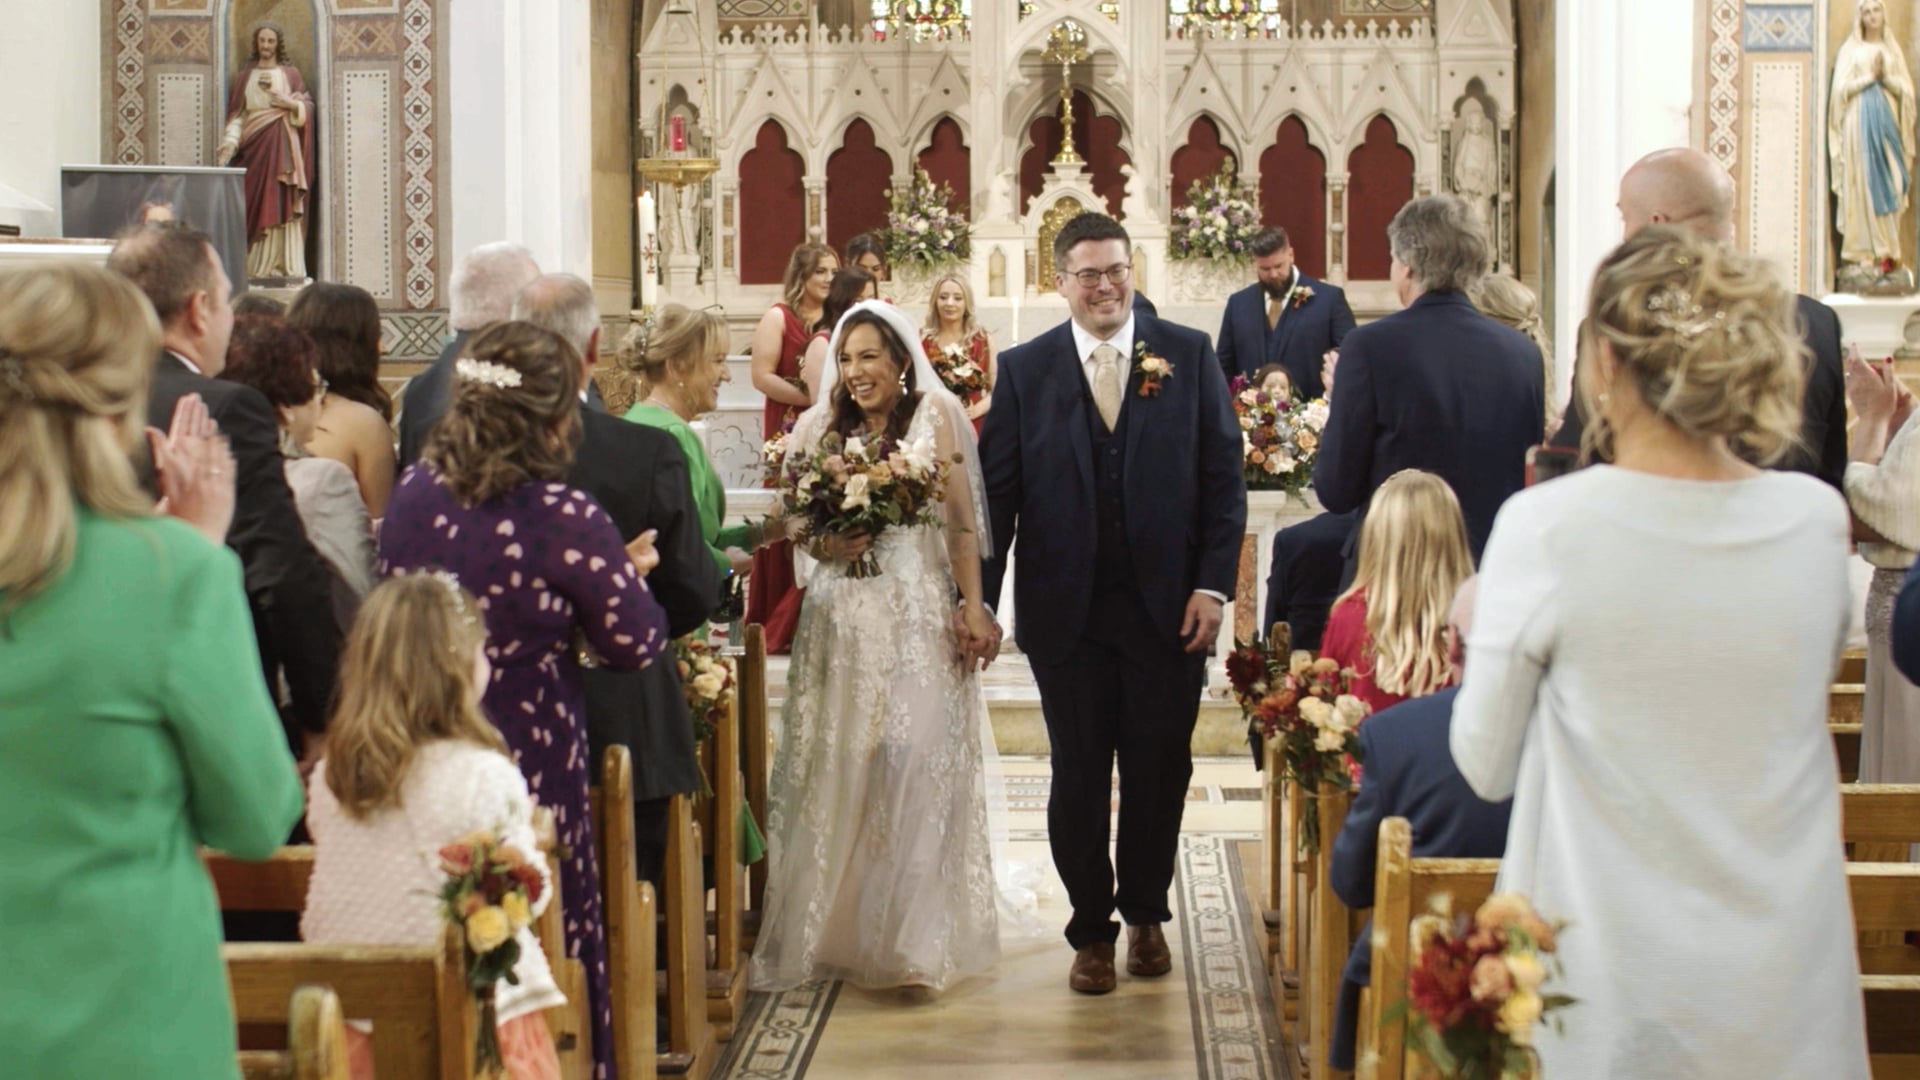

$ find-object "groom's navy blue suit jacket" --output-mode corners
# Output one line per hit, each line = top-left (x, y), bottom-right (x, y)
(979, 313), (1247, 664)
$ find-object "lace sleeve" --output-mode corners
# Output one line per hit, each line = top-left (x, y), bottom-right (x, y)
(929, 394), (988, 606)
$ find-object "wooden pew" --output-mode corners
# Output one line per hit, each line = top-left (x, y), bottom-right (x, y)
(1837, 722), (1866, 783)
(237, 985), (350, 1080)
(702, 694), (750, 1038)
(597, 745), (710, 1080)
(1838, 650), (1868, 684)
(1834, 683), (1866, 726)
(1303, 780), (1355, 1080)
(226, 926), (475, 1080)
(739, 622), (771, 929)
(530, 846), (596, 1080)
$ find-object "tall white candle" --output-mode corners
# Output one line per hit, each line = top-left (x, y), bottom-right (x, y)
(638, 190), (659, 308)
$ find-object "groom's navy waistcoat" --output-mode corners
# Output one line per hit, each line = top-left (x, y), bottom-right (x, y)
(1088, 389), (1133, 594)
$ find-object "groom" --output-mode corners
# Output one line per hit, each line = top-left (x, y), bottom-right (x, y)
(980, 212), (1246, 994)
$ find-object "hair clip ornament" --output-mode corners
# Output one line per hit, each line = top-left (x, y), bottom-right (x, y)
(455, 356), (524, 389)
(1644, 286), (1724, 341)
(425, 569), (480, 631)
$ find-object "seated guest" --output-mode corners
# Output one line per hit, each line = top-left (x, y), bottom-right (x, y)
(304, 575), (564, 1080)
(1262, 511), (1355, 653)
(108, 221), (343, 755)
(221, 316), (375, 628)
(287, 282), (398, 519)
(380, 320), (670, 1080)
(1467, 272), (1557, 437)
(1216, 226), (1354, 398)
(1840, 348), (1920, 807)
(1452, 227), (1867, 1077)
(1320, 470), (1473, 716)
(800, 268), (877, 401)
(515, 277), (723, 889)
(1326, 579), (1511, 1072)
(1252, 363), (1293, 402)
(1312, 195), (1544, 565)
(0, 262), (303, 1076)
(397, 242), (541, 466)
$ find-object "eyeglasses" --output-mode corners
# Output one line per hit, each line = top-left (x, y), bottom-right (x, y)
(1065, 264), (1131, 289)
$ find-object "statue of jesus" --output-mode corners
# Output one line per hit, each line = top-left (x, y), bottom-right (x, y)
(215, 22), (315, 282)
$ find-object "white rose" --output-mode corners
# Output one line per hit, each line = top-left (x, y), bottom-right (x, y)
(1298, 696), (1333, 729)
(845, 435), (867, 460)
(691, 671), (724, 698)
(1302, 401), (1330, 432)
(1333, 694), (1368, 730)
(902, 434), (936, 473)
(1313, 727), (1347, 753)
(841, 473), (872, 510)
(1269, 451), (1296, 473)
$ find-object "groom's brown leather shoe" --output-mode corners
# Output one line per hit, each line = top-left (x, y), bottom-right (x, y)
(1127, 924), (1172, 977)
(1069, 943), (1117, 994)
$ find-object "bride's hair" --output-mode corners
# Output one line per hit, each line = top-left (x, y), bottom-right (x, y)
(1335, 469), (1473, 698)
(829, 309), (922, 441)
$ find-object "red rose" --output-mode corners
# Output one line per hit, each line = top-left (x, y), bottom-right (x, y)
(510, 861), (545, 905)
(437, 842), (475, 876)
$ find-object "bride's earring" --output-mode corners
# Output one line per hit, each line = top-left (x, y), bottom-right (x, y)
(898, 369), (908, 389)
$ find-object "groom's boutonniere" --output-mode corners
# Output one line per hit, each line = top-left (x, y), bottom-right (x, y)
(1289, 283), (1315, 310)
(1133, 340), (1173, 397)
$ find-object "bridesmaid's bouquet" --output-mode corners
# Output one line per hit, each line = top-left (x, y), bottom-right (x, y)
(1392, 893), (1574, 1079)
(775, 429), (954, 579)
(931, 341), (990, 402)
(1230, 375), (1327, 495)
(1224, 624), (1370, 853)
(437, 831), (545, 1075)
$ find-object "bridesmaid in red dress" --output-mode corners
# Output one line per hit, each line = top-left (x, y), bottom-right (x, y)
(748, 242), (837, 653)
(920, 271), (995, 435)
(1318, 469), (1473, 718)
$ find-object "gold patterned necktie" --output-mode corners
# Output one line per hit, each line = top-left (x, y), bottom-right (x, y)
(1266, 294), (1284, 330)
(1091, 344), (1122, 432)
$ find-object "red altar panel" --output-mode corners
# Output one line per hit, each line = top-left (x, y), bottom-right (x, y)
(916, 116), (971, 213)
(825, 118), (894, 256)
(1345, 114), (1414, 281)
(1170, 115), (1235, 207)
(1018, 90), (1131, 219)
(1258, 115), (1328, 279)
(738, 119), (806, 285)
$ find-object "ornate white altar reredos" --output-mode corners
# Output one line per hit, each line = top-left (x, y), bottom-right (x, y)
(99, 0), (451, 359)
(644, 0), (1518, 326)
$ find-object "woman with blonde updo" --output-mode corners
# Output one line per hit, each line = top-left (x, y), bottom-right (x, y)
(1451, 226), (1866, 1078)
(0, 263), (303, 1076)
(624, 304), (784, 578)
(379, 321), (670, 1080)
(1468, 272), (1557, 436)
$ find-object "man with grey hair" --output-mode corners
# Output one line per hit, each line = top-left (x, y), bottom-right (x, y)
(513, 272), (722, 887)
(1548, 147), (1847, 489)
(396, 241), (541, 464)
(1313, 194), (1544, 565)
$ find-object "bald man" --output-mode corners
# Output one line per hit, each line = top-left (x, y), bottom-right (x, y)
(1551, 148), (1847, 489)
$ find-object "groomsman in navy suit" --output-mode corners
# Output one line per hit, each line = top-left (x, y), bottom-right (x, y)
(1216, 227), (1355, 399)
(981, 213), (1246, 996)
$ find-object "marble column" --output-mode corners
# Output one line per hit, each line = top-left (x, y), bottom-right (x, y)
(448, 0), (594, 278)
(1553, 0), (1695, 410)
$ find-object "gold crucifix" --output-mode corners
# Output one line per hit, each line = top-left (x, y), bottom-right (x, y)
(1043, 20), (1090, 166)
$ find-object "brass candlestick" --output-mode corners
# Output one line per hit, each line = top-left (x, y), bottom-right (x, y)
(1043, 20), (1090, 167)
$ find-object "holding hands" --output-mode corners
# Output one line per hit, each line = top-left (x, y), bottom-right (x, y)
(952, 602), (1002, 672)
(147, 393), (235, 545)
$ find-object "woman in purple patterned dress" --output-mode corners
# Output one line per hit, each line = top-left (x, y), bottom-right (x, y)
(379, 322), (667, 1080)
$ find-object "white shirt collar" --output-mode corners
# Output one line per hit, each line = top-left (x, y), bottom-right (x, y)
(1070, 312), (1136, 367)
(166, 348), (203, 375)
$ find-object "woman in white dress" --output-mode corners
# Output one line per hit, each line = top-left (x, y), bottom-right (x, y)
(1451, 226), (1869, 1078)
(749, 301), (1005, 993)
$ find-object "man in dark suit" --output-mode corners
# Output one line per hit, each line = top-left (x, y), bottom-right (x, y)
(107, 223), (342, 752)
(1313, 195), (1544, 564)
(1262, 510), (1357, 654)
(514, 274), (722, 887)
(1549, 148), (1847, 489)
(397, 242), (541, 466)
(1326, 579), (1511, 1071)
(1216, 227), (1355, 399)
(981, 212), (1247, 994)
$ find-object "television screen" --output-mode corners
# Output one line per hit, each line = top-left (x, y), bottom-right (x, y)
(59, 166), (249, 292)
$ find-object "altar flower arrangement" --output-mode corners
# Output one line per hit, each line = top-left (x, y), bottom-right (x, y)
(933, 342), (991, 402)
(776, 429), (957, 579)
(1170, 164), (1263, 262)
(437, 830), (545, 1075)
(1224, 623), (1370, 853)
(1229, 375), (1327, 495)
(881, 168), (970, 269)
(1391, 892), (1575, 1079)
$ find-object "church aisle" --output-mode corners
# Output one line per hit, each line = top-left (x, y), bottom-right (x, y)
(715, 759), (1288, 1079)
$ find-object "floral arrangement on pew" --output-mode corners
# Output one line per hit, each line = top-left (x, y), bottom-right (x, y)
(1224, 623), (1369, 853)
(775, 429), (956, 579)
(674, 635), (735, 747)
(1392, 892), (1575, 1079)
(1229, 375), (1328, 495)
(437, 831), (545, 1076)
(881, 168), (971, 269)
(932, 341), (991, 403)
(1170, 164), (1263, 262)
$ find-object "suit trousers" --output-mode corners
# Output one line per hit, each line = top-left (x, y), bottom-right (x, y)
(1029, 590), (1205, 949)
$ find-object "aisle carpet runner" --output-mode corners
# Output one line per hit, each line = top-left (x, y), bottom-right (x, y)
(713, 835), (1286, 1079)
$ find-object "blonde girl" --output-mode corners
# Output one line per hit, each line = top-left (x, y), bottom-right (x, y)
(921, 270), (995, 429)
(303, 573), (564, 1080)
(1319, 469), (1474, 714)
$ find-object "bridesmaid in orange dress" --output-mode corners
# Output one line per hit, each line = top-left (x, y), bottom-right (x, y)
(747, 242), (837, 653)
(921, 271), (995, 435)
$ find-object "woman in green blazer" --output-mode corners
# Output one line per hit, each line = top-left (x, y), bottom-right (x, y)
(0, 262), (305, 1078)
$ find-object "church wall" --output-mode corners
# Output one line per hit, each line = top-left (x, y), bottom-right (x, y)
(590, 0), (634, 316)
(0, 0), (101, 224)
(1514, 0), (1553, 294)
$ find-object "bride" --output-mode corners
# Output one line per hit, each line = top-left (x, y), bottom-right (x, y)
(748, 300), (1006, 993)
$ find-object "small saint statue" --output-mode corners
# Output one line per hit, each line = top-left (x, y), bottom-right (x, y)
(215, 22), (315, 282)
(1451, 99), (1499, 234)
(1828, 0), (1915, 286)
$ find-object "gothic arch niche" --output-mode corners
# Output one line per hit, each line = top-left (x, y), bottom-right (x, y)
(825, 118), (894, 254)
(1018, 89), (1131, 218)
(1345, 114), (1414, 280)
(1260, 116), (1328, 279)
(1169, 115), (1235, 207)
(738, 119), (805, 284)
(917, 116), (972, 213)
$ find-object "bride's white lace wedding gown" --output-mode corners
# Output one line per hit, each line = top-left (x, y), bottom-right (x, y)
(747, 393), (1002, 993)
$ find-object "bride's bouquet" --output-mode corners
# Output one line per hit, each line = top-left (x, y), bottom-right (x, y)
(1230, 375), (1328, 495)
(775, 429), (955, 579)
